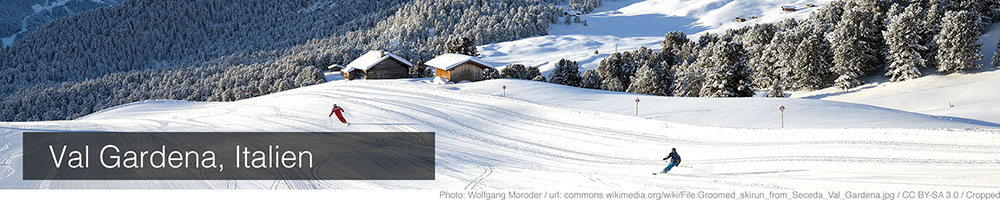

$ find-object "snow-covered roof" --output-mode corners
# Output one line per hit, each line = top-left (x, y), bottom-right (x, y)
(328, 64), (345, 69)
(345, 50), (414, 71)
(425, 54), (492, 70)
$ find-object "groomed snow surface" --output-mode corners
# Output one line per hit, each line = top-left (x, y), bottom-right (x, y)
(1, 79), (999, 189)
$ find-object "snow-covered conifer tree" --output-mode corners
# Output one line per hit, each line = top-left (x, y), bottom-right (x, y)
(672, 58), (706, 97)
(549, 58), (582, 86)
(445, 36), (479, 56)
(605, 77), (624, 92)
(597, 52), (628, 91)
(501, 64), (528, 79)
(884, 4), (926, 82)
(526, 66), (542, 80)
(792, 32), (834, 90)
(532, 75), (547, 82)
(581, 69), (603, 89)
(626, 62), (668, 95)
(662, 31), (689, 56)
(936, 10), (983, 73)
(993, 40), (1000, 67)
(699, 41), (754, 97)
(921, 2), (945, 69)
(830, 3), (880, 89)
(483, 67), (500, 80)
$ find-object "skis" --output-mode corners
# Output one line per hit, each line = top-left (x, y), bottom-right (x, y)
(653, 164), (691, 175)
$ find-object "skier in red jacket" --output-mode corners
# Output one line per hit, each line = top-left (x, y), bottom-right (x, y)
(329, 104), (348, 125)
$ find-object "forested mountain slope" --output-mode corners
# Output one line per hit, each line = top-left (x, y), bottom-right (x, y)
(0, 0), (605, 121)
(1, 0), (121, 46)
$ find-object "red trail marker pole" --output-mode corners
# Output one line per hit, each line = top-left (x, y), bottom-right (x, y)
(635, 98), (640, 116)
(779, 105), (785, 128)
(502, 85), (506, 97)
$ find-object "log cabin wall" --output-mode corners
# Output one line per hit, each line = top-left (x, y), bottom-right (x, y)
(365, 59), (411, 79)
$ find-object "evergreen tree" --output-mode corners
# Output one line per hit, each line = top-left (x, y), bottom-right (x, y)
(741, 24), (790, 90)
(830, 3), (880, 89)
(483, 67), (500, 80)
(948, 0), (996, 28)
(767, 78), (785, 98)
(791, 32), (834, 90)
(605, 77), (624, 92)
(993, 40), (1000, 67)
(526, 66), (543, 80)
(626, 62), (669, 96)
(756, 29), (800, 93)
(581, 69), (603, 89)
(422, 66), (435, 78)
(532, 75), (547, 82)
(936, 10), (983, 73)
(501, 64), (529, 79)
(699, 41), (754, 97)
(410, 65), (428, 78)
(597, 52), (628, 91)
(884, 3), (926, 82)
(549, 58), (582, 86)
(662, 31), (690, 57)
(922, 2), (945, 69)
(673, 59), (705, 97)
(445, 36), (479, 56)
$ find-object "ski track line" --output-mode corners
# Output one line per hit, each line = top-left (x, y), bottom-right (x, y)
(464, 167), (491, 190)
(329, 90), (641, 166)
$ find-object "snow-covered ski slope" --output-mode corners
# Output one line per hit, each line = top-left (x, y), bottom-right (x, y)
(1, 79), (999, 189)
(479, 0), (831, 72)
(793, 23), (1000, 125)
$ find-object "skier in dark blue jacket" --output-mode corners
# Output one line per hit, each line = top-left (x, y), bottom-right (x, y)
(661, 148), (681, 173)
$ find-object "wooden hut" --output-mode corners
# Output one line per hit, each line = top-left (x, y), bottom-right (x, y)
(425, 54), (493, 83)
(327, 64), (345, 72)
(734, 17), (747, 22)
(342, 50), (414, 80)
(781, 6), (797, 12)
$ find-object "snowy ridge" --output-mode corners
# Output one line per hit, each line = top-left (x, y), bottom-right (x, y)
(1, 79), (999, 189)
